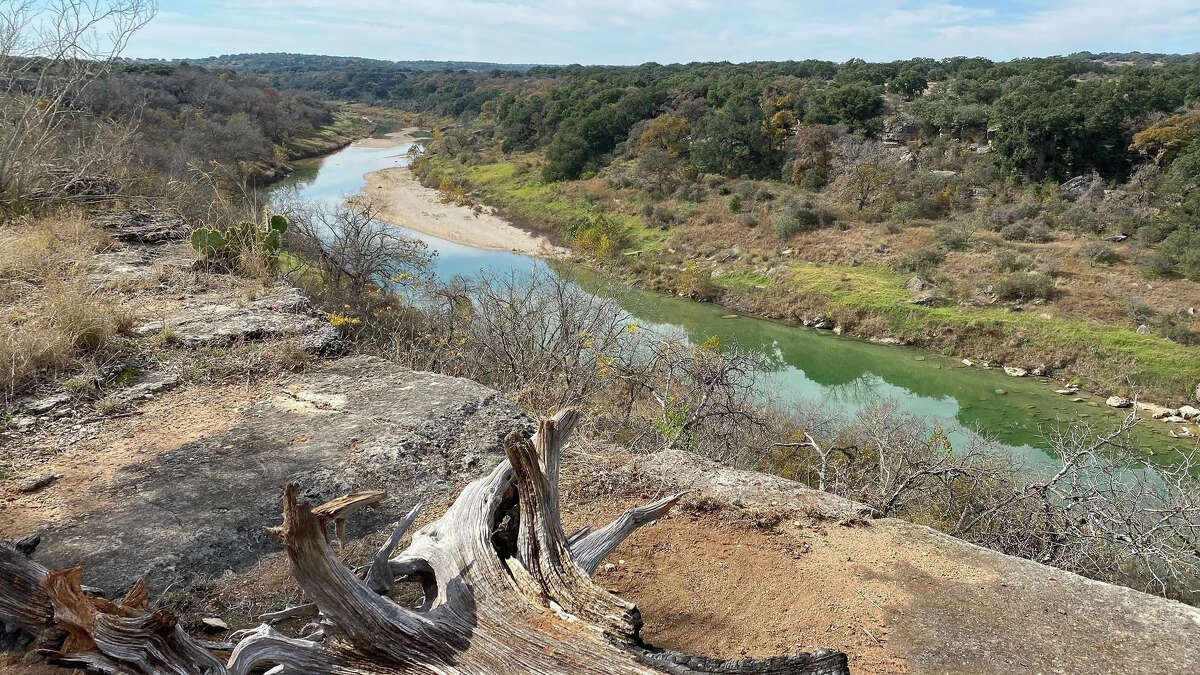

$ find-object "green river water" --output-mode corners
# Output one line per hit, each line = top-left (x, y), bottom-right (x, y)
(272, 140), (1195, 467)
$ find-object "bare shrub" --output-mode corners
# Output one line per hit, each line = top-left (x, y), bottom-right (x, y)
(0, 0), (155, 215)
(786, 399), (1200, 601)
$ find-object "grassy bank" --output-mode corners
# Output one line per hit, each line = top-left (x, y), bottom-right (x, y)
(417, 152), (1200, 405)
(244, 111), (374, 184)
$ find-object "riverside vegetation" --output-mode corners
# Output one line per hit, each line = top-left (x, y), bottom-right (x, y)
(1, 0), (1199, 648)
(212, 54), (1200, 406)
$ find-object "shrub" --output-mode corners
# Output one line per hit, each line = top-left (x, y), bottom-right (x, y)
(934, 224), (973, 251)
(677, 264), (718, 301)
(1000, 217), (1054, 243)
(569, 212), (627, 259)
(772, 200), (835, 239)
(642, 204), (678, 228)
(1058, 203), (1105, 235)
(1125, 298), (1155, 325)
(1080, 241), (1121, 266)
(889, 201), (919, 223)
(729, 195), (743, 213)
(982, 201), (1041, 230)
(1156, 314), (1200, 345)
(672, 182), (706, 202)
(993, 249), (1032, 272)
(993, 272), (1055, 301)
(798, 166), (829, 190)
(894, 246), (945, 273)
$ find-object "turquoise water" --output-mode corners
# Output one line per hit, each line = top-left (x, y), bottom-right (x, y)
(273, 142), (1192, 465)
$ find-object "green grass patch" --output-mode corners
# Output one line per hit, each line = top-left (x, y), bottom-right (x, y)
(715, 269), (773, 291)
(773, 262), (1200, 400)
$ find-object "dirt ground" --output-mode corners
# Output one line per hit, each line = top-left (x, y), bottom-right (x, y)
(1, 381), (277, 539)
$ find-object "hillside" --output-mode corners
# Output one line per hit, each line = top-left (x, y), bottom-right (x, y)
(3, 215), (1198, 674)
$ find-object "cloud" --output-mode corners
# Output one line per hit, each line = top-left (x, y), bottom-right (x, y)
(128, 1), (1200, 63)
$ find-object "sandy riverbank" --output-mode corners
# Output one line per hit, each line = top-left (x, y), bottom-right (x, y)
(352, 127), (426, 148)
(361, 166), (566, 257)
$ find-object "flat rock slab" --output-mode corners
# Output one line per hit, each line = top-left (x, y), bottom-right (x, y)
(133, 283), (341, 352)
(641, 449), (871, 521)
(95, 211), (190, 244)
(30, 356), (529, 596)
(636, 448), (1200, 675)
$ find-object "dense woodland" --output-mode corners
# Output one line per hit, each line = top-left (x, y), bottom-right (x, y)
(202, 52), (1200, 284)
(1, 57), (343, 217)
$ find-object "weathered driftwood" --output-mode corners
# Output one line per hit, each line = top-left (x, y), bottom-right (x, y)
(312, 490), (386, 550)
(1, 409), (850, 674)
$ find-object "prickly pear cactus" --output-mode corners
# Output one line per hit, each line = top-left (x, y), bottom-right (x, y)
(188, 210), (289, 262)
(188, 227), (226, 256)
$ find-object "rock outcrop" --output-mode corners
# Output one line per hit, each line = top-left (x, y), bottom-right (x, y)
(28, 356), (528, 595)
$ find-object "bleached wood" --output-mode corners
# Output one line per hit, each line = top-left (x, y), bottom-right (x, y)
(1, 409), (849, 675)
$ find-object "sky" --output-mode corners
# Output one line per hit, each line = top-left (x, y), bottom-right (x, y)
(127, 1), (1200, 65)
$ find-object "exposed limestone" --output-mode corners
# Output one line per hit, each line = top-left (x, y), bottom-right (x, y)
(132, 283), (342, 352)
(631, 449), (1200, 675)
(29, 356), (528, 595)
(93, 211), (190, 244)
(1003, 366), (1029, 377)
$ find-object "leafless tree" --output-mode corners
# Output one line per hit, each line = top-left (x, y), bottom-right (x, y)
(281, 195), (435, 301)
(408, 268), (641, 413)
(621, 337), (769, 464)
(0, 0), (155, 215)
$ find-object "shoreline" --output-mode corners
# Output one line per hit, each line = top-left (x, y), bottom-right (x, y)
(361, 166), (567, 257)
(352, 127), (426, 148)
(329, 133), (1198, 444)
(348, 129), (566, 257)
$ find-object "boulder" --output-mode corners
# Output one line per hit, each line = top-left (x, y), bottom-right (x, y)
(906, 276), (927, 292)
(909, 293), (946, 307)
(1105, 396), (1133, 409)
(1060, 174), (1100, 199)
(22, 392), (72, 415)
(16, 473), (62, 493)
(1135, 402), (1177, 419)
(1003, 366), (1028, 377)
(1136, 325), (1150, 335)
(961, 359), (974, 367)
(200, 618), (229, 634)
(1179, 405), (1200, 420)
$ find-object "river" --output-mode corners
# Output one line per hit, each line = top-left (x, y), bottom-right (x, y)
(271, 139), (1191, 466)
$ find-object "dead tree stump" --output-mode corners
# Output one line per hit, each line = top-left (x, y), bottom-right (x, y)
(2, 409), (850, 674)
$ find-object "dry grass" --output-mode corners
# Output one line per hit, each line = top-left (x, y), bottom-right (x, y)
(1, 212), (132, 404)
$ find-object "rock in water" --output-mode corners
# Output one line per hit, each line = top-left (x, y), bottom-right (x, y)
(1003, 366), (1028, 377)
(1179, 405), (1200, 420)
(1105, 396), (1132, 408)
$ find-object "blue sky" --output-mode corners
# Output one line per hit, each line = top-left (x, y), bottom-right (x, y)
(130, 1), (1200, 64)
